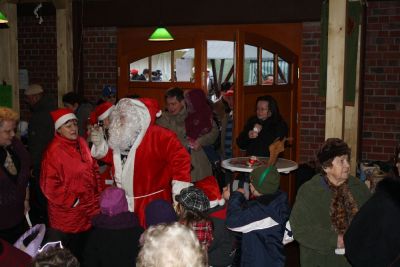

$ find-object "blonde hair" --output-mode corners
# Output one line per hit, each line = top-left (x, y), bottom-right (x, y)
(136, 222), (207, 267)
(0, 107), (18, 127)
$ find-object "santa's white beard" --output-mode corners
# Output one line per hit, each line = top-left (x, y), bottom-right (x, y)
(108, 115), (141, 153)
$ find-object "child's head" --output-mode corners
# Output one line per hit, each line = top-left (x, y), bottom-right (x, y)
(175, 187), (210, 213)
(100, 187), (129, 216)
(175, 187), (210, 224)
(31, 247), (79, 267)
(145, 199), (177, 227)
(250, 165), (280, 196)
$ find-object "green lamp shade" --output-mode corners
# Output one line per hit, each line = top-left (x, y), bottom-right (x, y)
(148, 27), (174, 41)
(0, 11), (8, 24)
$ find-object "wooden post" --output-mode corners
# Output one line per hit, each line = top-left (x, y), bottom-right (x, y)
(56, 0), (73, 106)
(0, 2), (19, 111)
(325, 0), (347, 139)
(344, 24), (362, 176)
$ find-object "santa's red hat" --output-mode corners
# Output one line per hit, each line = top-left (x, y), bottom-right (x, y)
(195, 176), (225, 208)
(139, 98), (162, 124)
(130, 69), (138, 75)
(51, 108), (77, 130)
(96, 102), (114, 121)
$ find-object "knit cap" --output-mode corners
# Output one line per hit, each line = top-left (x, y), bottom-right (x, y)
(145, 199), (177, 227)
(250, 165), (280, 195)
(175, 186), (210, 213)
(100, 187), (129, 216)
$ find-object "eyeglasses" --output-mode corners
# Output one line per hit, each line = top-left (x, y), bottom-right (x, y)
(38, 241), (63, 253)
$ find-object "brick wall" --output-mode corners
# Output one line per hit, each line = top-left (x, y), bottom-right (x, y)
(299, 22), (326, 163)
(299, 1), (400, 164)
(82, 27), (117, 104)
(361, 1), (400, 161)
(18, 15), (57, 121)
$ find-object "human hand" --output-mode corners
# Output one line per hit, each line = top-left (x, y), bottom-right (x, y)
(90, 126), (105, 147)
(222, 186), (230, 200)
(253, 123), (262, 133)
(190, 139), (201, 151)
(337, 234), (344, 249)
(249, 130), (258, 139)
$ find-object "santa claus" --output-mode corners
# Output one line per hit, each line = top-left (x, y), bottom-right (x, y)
(90, 98), (192, 226)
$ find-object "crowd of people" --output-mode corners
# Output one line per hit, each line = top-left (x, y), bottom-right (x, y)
(0, 83), (399, 267)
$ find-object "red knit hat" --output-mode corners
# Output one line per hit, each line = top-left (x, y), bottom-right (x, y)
(130, 69), (139, 75)
(51, 108), (77, 130)
(195, 176), (225, 208)
(96, 102), (114, 121)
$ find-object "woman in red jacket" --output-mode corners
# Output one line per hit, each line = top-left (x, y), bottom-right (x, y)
(40, 108), (100, 262)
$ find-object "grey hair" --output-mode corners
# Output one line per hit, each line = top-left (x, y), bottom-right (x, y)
(136, 222), (207, 267)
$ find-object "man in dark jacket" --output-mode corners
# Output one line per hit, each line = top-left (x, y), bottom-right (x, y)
(25, 84), (57, 225)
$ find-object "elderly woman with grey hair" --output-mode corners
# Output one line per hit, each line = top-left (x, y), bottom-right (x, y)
(137, 222), (207, 267)
(0, 107), (31, 244)
(290, 138), (370, 267)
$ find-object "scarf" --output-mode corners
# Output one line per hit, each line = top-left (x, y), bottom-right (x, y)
(325, 177), (358, 234)
(184, 89), (213, 140)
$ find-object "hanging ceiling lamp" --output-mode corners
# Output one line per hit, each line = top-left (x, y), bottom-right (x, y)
(0, 11), (8, 24)
(148, 27), (174, 41)
(148, 0), (173, 42)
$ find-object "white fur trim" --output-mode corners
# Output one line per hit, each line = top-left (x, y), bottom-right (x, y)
(90, 141), (109, 159)
(113, 99), (151, 212)
(156, 110), (162, 117)
(98, 106), (114, 121)
(172, 180), (192, 204)
(54, 113), (77, 130)
(209, 198), (225, 209)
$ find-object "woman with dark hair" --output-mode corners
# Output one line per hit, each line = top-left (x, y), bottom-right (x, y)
(236, 95), (288, 157)
(290, 138), (370, 267)
(344, 149), (400, 267)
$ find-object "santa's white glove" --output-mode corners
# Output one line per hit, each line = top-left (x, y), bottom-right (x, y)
(90, 127), (108, 159)
(90, 127), (104, 147)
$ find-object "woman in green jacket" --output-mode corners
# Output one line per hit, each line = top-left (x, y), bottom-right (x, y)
(290, 138), (370, 267)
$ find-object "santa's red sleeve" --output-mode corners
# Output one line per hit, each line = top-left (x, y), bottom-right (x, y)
(162, 129), (192, 197)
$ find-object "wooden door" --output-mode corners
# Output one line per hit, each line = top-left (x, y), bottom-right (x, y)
(234, 31), (299, 203)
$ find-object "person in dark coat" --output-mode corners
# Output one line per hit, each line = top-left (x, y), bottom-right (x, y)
(236, 95), (288, 157)
(84, 187), (144, 267)
(25, 84), (57, 225)
(0, 107), (31, 244)
(344, 174), (400, 267)
(226, 139), (290, 267)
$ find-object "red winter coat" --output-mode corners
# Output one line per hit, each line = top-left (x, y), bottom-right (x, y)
(40, 134), (101, 233)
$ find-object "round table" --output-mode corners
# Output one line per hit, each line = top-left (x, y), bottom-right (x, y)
(221, 157), (298, 174)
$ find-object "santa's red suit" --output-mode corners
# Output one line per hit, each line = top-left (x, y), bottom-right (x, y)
(93, 98), (191, 227)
